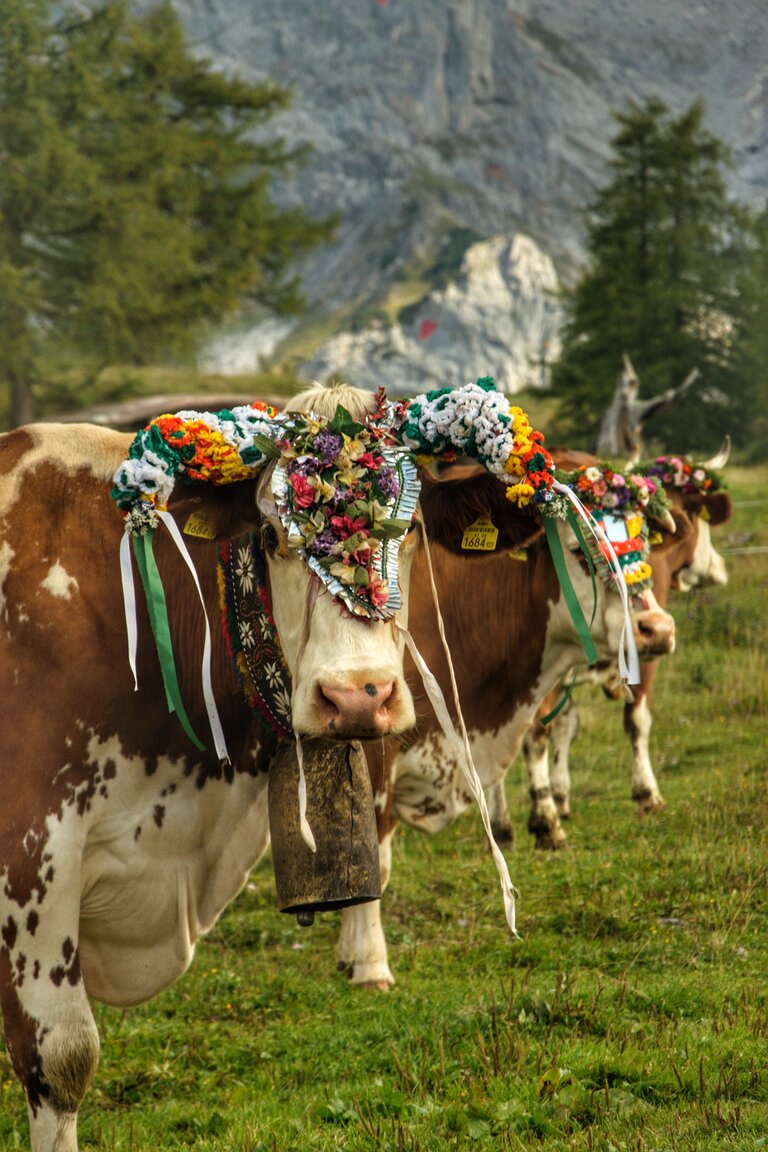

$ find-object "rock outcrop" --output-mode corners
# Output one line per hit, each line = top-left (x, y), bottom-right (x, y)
(167, 0), (768, 390)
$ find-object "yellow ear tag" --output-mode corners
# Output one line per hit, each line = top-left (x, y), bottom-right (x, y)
(461, 517), (499, 551)
(649, 531), (663, 546)
(183, 511), (217, 540)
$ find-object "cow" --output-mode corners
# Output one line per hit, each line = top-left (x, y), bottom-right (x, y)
(508, 443), (732, 844)
(336, 465), (680, 988)
(1, 377), (579, 1152)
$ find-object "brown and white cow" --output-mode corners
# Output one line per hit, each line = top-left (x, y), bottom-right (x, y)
(336, 469), (679, 988)
(508, 444), (732, 843)
(0, 379), (606, 1149)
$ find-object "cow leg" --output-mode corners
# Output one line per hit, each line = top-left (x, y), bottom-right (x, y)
(485, 778), (513, 846)
(523, 725), (567, 850)
(624, 690), (665, 815)
(1, 887), (99, 1152)
(337, 827), (395, 989)
(548, 698), (579, 819)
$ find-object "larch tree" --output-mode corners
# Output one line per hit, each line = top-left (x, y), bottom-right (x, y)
(0, 0), (334, 427)
(549, 97), (751, 455)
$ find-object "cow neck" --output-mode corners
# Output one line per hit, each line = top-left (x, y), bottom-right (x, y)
(218, 531), (294, 741)
(397, 518), (521, 940)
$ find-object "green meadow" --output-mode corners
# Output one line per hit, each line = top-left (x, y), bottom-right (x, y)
(1, 467), (766, 1151)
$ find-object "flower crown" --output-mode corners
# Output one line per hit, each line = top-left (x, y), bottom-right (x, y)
(257, 402), (418, 619)
(556, 463), (674, 595)
(641, 455), (726, 497)
(395, 377), (556, 506)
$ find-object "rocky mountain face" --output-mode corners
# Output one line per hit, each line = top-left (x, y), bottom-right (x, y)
(170, 0), (768, 393)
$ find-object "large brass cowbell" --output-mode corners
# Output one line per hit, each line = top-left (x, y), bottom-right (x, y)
(268, 739), (381, 926)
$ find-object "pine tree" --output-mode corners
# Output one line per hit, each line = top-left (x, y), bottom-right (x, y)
(0, 1), (334, 427)
(549, 97), (750, 454)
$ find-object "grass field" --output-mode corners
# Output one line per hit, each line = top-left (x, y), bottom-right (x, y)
(1, 468), (766, 1151)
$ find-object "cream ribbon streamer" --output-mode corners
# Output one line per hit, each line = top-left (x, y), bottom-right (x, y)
(397, 523), (520, 938)
(551, 480), (641, 686)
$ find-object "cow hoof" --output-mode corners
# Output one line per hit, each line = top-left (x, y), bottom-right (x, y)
(337, 960), (353, 975)
(489, 824), (514, 848)
(633, 791), (665, 817)
(535, 831), (568, 850)
(352, 979), (394, 991)
(553, 794), (571, 819)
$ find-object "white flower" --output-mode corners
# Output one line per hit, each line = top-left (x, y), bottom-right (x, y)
(240, 622), (255, 649)
(235, 547), (255, 593)
(274, 688), (292, 719)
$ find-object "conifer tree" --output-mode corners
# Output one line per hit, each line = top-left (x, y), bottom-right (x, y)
(549, 97), (750, 454)
(0, 0), (334, 426)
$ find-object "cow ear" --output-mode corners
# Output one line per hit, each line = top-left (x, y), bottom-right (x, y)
(651, 508), (693, 552)
(416, 468), (542, 555)
(704, 490), (733, 527)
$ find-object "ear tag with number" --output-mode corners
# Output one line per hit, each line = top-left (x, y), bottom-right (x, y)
(461, 517), (499, 551)
(183, 511), (217, 540)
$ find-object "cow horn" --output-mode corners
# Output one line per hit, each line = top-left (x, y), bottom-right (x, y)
(696, 434), (731, 472)
(655, 508), (677, 534)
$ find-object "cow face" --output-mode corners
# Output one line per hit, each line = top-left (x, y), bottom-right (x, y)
(255, 384), (421, 740)
(256, 475), (419, 740)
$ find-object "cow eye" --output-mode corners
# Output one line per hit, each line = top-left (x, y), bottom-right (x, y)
(262, 523), (280, 553)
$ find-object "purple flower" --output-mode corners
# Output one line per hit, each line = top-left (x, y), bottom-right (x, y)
(313, 431), (343, 464)
(375, 466), (400, 501)
(307, 528), (337, 557)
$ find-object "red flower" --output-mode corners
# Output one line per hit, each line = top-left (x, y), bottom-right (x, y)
(290, 474), (316, 508)
(330, 514), (368, 538)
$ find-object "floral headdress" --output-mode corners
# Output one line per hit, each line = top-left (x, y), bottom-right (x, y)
(641, 455), (726, 497)
(111, 402), (282, 533)
(557, 464), (672, 595)
(394, 377), (556, 506)
(257, 403), (419, 620)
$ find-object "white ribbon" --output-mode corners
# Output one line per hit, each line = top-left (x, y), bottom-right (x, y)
(295, 734), (317, 853)
(119, 530), (139, 692)
(397, 521), (520, 938)
(551, 480), (640, 685)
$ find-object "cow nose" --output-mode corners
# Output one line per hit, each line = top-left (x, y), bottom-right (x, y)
(634, 610), (676, 657)
(318, 681), (398, 737)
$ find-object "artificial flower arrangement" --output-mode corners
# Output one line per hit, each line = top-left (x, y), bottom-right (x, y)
(112, 401), (281, 536)
(556, 463), (672, 594)
(396, 376), (556, 507)
(641, 454), (726, 497)
(254, 400), (418, 618)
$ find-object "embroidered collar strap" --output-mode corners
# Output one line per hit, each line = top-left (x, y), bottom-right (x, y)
(219, 533), (293, 740)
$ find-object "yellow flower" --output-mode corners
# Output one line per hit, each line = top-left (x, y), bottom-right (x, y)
(506, 482), (535, 506)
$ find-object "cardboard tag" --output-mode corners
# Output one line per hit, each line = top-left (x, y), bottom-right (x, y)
(461, 517), (499, 551)
(183, 511), (217, 540)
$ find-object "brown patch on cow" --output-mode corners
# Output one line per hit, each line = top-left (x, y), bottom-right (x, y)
(2, 916), (18, 950)
(153, 804), (165, 828)
(102, 759), (117, 780)
(49, 937), (81, 988)
(0, 947), (49, 1112)
(26, 910), (39, 935)
(134, 826), (142, 841)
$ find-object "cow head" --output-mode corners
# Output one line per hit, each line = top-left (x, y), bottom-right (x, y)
(555, 461), (679, 660)
(640, 441), (732, 592)
(255, 384), (422, 739)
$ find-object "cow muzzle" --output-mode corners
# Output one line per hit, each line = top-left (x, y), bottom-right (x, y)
(316, 679), (402, 739)
(632, 597), (676, 658)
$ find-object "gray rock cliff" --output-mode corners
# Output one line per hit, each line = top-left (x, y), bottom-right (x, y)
(167, 0), (768, 390)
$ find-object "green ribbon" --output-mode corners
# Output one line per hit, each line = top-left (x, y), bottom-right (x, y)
(541, 513), (598, 718)
(132, 532), (206, 751)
